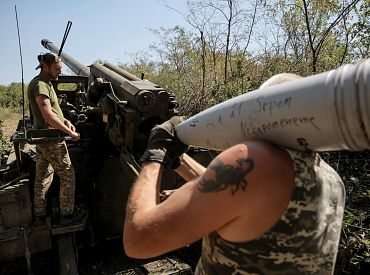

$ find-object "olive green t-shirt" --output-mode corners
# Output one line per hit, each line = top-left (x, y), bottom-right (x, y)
(27, 76), (65, 129)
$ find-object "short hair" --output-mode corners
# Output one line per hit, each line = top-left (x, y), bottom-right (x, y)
(260, 73), (302, 89)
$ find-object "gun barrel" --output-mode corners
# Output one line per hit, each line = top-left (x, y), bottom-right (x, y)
(41, 39), (90, 77)
(90, 62), (128, 90)
(103, 62), (141, 81)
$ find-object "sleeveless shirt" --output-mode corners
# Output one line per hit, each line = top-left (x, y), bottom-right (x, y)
(195, 149), (345, 275)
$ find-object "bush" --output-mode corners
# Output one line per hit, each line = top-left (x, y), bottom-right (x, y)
(0, 83), (27, 109)
(0, 120), (11, 165)
(321, 151), (370, 274)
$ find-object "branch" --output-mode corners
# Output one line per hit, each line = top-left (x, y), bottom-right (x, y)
(243, 0), (259, 55)
(302, 0), (318, 73)
(343, 222), (370, 232)
(315, 0), (360, 57)
(302, 0), (316, 59)
(339, 13), (349, 66)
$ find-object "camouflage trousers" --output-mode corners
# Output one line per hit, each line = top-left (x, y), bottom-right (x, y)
(34, 141), (75, 216)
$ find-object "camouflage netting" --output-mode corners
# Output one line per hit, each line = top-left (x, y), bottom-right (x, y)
(320, 150), (370, 274)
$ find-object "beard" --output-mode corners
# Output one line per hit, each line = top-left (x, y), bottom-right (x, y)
(49, 71), (60, 80)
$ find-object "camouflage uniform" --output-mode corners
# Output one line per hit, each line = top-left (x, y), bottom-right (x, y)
(195, 149), (345, 275)
(34, 141), (75, 216)
(28, 76), (76, 217)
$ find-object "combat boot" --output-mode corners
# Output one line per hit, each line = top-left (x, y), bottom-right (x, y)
(59, 205), (86, 226)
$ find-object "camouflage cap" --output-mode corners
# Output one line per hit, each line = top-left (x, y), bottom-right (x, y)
(35, 53), (61, 70)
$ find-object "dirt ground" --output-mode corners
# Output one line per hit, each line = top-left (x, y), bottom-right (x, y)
(1, 113), (20, 139)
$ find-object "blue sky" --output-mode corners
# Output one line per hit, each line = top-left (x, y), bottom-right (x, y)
(0, 0), (189, 85)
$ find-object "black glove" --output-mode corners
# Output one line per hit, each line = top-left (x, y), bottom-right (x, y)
(139, 116), (188, 169)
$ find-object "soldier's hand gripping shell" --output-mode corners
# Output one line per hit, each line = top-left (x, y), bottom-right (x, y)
(139, 116), (188, 169)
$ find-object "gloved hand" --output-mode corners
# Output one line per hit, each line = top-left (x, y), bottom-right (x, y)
(139, 116), (188, 169)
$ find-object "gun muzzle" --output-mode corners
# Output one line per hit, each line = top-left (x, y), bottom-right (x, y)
(41, 39), (90, 77)
(176, 58), (370, 152)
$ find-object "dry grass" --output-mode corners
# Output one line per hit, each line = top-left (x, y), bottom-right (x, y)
(0, 108), (22, 138)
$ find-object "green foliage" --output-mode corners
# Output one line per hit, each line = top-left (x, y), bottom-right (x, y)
(0, 83), (27, 109)
(0, 83), (26, 165)
(270, 0), (363, 73)
(350, 1), (370, 59)
(124, 1), (366, 116)
(321, 151), (370, 274)
(57, 82), (78, 91)
(344, 209), (366, 225)
(0, 120), (12, 165)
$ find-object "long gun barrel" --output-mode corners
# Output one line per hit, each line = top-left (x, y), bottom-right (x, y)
(176, 58), (370, 152)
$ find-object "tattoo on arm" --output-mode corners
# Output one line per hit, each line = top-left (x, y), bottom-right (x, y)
(198, 157), (254, 195)
(39, 95), (50, 106)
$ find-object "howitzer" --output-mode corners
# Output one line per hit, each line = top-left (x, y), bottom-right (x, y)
(42, 38), (179, 160)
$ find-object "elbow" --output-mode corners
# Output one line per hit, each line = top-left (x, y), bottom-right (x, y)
(123, 242), (137, 258)
(123, 231), (153, 259)
(123, 221), (145, 258)
(123, 220), (140, 258)
(123, 230), (141, 258)
(123, 225), (163, 259)
(123, 242), (146, 259)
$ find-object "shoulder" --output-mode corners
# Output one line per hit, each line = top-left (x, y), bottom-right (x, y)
(204, 141), (296, 241)
(199, 140), (294, 198)
(214, 140), (292, 177)
(29, 77), (50, 97)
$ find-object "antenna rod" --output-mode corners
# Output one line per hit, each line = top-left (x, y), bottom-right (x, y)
(58, 21), (72, 56)
(14, 5), (25, 134)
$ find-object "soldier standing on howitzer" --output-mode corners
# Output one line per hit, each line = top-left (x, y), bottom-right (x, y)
(27, 52), (80, 226)
(123, 74), (345, 274)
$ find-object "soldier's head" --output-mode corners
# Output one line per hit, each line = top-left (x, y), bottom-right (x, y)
(36, 53), (62, 80)
(260, 73), (302, 89)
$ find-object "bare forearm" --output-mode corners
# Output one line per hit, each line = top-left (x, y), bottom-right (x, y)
(43, 112), (72, 135)
(126, 162), (162, 214)
(175, 153), (206, 181)
(36, 95), (77, 137)
(124, 162), (162, 249)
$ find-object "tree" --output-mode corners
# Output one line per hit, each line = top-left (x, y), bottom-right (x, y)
(263, 0), (363, 73)
(0, 83), (25, 109)
(130, 0), (368, 115)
